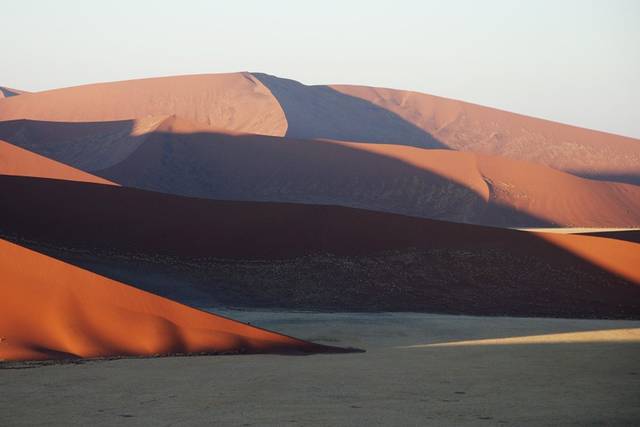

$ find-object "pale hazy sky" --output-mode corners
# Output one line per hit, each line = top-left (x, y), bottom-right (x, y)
(2, 0), (639, 137)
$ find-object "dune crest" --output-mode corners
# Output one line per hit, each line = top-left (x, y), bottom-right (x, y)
(0, 73), (287, 136)
(0, 238), (336, 361)
(2, 72), (638, 183)
(0, 116), (637, 227)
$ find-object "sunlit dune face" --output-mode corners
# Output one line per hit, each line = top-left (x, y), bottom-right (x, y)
(0, 239), (333, 361)
(322, 139), (640, 228)
(398, 328), (640, 348)
(0, 73), (288, 137)
(536, 232), (640, 285)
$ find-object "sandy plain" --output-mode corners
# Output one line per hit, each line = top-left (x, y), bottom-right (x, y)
(2, 310), (639, 426)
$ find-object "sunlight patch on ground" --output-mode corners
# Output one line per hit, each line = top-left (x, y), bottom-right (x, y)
(515, 227), (640, 234)
(397, 328), (640, 348)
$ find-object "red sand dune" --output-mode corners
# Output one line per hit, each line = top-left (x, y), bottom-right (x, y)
(538, 232), (640, 285)
(1, 116), (637, 227)
(0, 73), (287, 136)
(96, 129), (640, 227)
(2, 175), (640, 288)
(332, 84), (640, 183)
(0, 238), (336, 361)
(0, 139), (115, 185)
(2, 175), (640, 318)
(2, 72), (637, 185)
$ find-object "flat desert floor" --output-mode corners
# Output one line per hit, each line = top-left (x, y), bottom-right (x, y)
(2, 311), (639, 426)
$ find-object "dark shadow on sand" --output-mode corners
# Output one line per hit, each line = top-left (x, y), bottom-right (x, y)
(1, 175), (639, 319)
(253, 73), (444, 148)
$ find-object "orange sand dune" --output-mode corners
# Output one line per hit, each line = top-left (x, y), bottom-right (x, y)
(0, 73), (287, 136)
(538, 232), (640, 285)
(2, 175), (639, 318)
(0, 238), (336, 361)
(2, 175), (640, 283)
(3, 72), (638, 183)
(0, 116), (637, 227)
(0, 117), (230, 172)
(0, 140), (115, 185)
(332, 84), (640, 183)
(97, 129), (640, 228)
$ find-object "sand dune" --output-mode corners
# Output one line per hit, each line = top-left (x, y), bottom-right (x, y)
(1, 175), (639, 319)
(0, 73), (287, 136)
(97, 129), (640, 228)
(2, 72), (637, 185)
(5, 175), (639, 266)
(0, 140), (115, 185)
(0, 118), (637, 227)
(538, 232), (640, 284)
(332, 84), (640, 184)
(252, 73), (440, 147)
(0, 117), (226, 171)
(0, 238), (338, 361)
(473, 154), (640, 227)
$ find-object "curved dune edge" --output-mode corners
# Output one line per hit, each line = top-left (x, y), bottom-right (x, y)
(2, 114), (638, 228)
(0, 72), (288, 136)
(399, 328), (640, 348)
(0, 239), (341, 362)
(0, 140), (116, 185)
(332, 84), (640, 180)
(97, 128), (640, 227)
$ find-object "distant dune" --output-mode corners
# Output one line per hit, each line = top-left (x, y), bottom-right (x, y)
(0, 238), (339, 361)
(1, 72), (637, 185)
(0, 118), (638, 228)
(1, 72), (638, 320)
(99, 132), (640, 227)
(0, 139), (115, 185)
(2, 175), (639, 318)
(330, 84), (640, 184)
(0, 73), (287, 136)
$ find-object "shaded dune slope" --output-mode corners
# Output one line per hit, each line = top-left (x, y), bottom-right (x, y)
(1, 176), (639, 318)
(0, 139), (115, 185)
(252, 73), (441, 147)
(0, 73), (287, 136)
(0, 238), (340, 362)
(0, 116), (228, 171)
(1, 118), (638, 228)
(2, 72), (637, 183)
(98, 130), (640, 228)
(332, 84), (640, 184)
